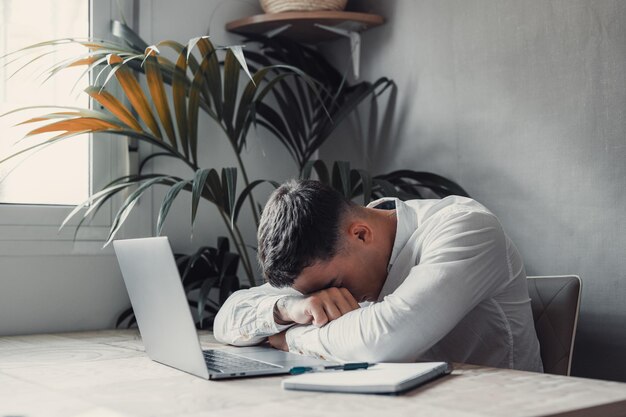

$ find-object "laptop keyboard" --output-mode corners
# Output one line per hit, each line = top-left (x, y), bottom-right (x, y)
(203, 349), (282, 374)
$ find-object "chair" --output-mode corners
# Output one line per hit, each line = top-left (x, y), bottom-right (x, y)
(527, 275), (581, 376)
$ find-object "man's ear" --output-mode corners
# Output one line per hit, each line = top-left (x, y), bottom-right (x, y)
(349, 222), (372, 243)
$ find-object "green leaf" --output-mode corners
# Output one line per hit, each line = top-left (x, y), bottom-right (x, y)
(332, 161), (351, 198)
(308, 78), (394, 161)
(375, 170), (469, 198)
(104, 176), (173, 247)
(232, 179), (279, 225)
(372, 178), (400, 198)
(71, 176), (159, 240)
(233, 67), (273, 142)
(194, 37), (222, 119)
(230, 45), (254, 83)
(205, 168), (224, 208)
(221, 167), (237, 226)
(157, 179), (192, 236)
(357, 169), (373, 205)
(222, 49), (240, 133)
(172, 48), (189, 159)
(187, 83), (201, 165)
(191, 168), (211, 227)
(219, 253), (240, 304)
(197, 275), (220, 329)
(300, 159), (330, 185)
(111, 20), (149, 52)
(59, 182), (132, 231)
(156, 40), (200, 73)
(115, 307), (135, 328)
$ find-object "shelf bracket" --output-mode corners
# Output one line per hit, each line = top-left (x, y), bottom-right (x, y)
(263, 24), (292, 38)
(314, 24), (361, 79)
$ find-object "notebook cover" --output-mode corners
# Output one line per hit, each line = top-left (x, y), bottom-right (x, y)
(282, 362), (450, 394)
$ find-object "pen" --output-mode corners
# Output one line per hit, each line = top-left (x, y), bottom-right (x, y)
(289, 362), (373, 375)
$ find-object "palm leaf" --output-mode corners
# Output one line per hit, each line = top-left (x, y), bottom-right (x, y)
(16, 108), (121, 128)
(157, 179), (192, 235)
(105, 176), (175, 246)
(111, 20), (148, 52)
(143, 47), (177, 148)
(356, 169), (373, 205)
(0, 129), (90, 164)
(300, 159), (330, 185)
(229, 46), (254, 85)
(59, 181), (134, 231)
(222, 49), (240, 135)
(232, 179), (279, 225)
(85, 86), (143, 131)
(191, 168), (212, 227)
(221, 168), (237, 226)
(332, 161), (352, 199)
(187, 50), (214, 164)
(197, 275), (220, 329)
(26, 117), (121, 136)
(172, 48), (190, 159)
(138, 152), (181, 173)
(374, 170), (470, 198)
(106, 53), (162, 139)
(193, 37), (222, 118)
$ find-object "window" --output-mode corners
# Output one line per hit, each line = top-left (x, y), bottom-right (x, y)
(0, 0), (143, 254)
(0, 0), (89, 205)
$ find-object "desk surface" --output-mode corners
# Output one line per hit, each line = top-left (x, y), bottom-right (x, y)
(1, 330), (625, 417)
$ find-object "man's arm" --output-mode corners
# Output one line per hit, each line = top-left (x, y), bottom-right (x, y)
(213, 283), (299, 346)
(213, 284), (360, 346)
(281, 210), (510, 362)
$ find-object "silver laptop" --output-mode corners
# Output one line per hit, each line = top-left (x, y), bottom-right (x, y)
(113, 236), (337, 380)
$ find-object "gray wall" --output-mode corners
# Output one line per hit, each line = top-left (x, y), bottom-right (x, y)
(321, 0), (626, 381)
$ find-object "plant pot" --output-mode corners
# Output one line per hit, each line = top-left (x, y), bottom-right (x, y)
(260, 0), (348, 14)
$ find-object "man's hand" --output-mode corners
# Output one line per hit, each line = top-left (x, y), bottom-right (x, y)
(268, 330), (288, 352)
(274, 287), (360, 327)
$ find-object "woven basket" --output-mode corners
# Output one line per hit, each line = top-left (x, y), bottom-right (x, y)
(260, 0), (348, 14)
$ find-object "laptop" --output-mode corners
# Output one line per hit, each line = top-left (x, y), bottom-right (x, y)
(113, 236), (338, 380)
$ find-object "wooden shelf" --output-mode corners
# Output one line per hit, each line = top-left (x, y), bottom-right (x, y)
(225, 11), (384, 44)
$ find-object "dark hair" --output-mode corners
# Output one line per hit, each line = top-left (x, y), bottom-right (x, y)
(257, 179), (354, 287)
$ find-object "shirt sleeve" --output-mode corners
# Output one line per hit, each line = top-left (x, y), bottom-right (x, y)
(285, 209), (509, 362)
(213, 283), (300, 346)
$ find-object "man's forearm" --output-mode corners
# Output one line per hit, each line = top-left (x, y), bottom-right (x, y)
(213, 284), (299, 346)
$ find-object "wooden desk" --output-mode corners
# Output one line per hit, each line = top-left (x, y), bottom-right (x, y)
(1, 330), (625, 417)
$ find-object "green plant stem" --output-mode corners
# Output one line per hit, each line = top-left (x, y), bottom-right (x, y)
(217, 123), (261, 228)
(234, 149), (260, 227)
(217, 209), (255, 286)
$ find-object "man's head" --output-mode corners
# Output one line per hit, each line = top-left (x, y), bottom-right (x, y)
(257, 179), (352, 287)
(257, 179), (396, 302)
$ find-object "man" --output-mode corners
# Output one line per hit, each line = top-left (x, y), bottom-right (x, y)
(214, 180), (543, 371)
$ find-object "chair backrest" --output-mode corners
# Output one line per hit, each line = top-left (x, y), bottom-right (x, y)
(527, 275), (581, 376)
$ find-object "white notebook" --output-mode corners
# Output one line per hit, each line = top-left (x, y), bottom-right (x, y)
(282, 362), (450, 395)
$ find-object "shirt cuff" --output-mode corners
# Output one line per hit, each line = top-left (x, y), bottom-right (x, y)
(255, 295), (295, 336)
(285, 325), (337, 361)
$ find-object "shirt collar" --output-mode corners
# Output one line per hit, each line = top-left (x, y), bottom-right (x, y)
(367, 197), (417, 275)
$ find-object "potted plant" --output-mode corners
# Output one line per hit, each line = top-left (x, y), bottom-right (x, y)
(1, 20), (468, 327)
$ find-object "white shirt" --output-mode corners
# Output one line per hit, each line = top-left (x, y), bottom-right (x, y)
(213, 196), (543, 372)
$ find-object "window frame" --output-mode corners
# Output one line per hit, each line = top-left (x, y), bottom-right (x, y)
(0, 0), (150, 256)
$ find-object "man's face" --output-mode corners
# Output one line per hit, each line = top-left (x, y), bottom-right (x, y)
(292, 249), (387, 302)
